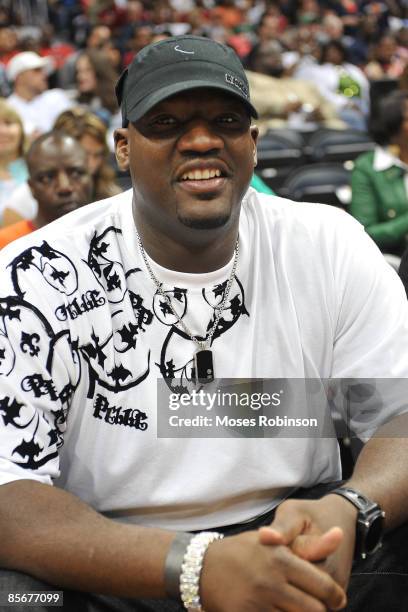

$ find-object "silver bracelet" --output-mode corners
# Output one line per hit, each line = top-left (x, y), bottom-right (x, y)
(180, 531), (224, 611)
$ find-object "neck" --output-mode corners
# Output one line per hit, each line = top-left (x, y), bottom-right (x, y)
(0, 152), (18, 172)
(133, 207), (239, 274)
(13, 83), (36, 101)
(33, 211), (47, 229)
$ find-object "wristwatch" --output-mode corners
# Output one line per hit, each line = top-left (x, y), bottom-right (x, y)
(330, 486), (385, 559)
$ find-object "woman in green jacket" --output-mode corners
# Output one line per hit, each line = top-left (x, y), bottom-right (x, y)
(350, 90), (408, 255)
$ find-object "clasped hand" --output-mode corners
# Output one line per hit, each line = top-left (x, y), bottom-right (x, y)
(201, 495), (357, 611)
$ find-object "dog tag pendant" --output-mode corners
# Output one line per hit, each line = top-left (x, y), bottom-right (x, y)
(194, 349), (215, 384)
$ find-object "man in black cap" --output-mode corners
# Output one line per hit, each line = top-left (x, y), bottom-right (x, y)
(0, 35), (407, 612)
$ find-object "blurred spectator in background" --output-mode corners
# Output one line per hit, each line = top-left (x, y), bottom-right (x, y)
(6, 51), (73, 137)
(58, 23), (113, 88)
(116, 1), (148, 52)
(48, 0), (85, 43)
(54, 107), (120, 198)
(0, 131), (93, 249)
(350, 90), (408, 256)
(3, 106), (121, 227)
(0, 25), (19, 65)
(85, 0), (127, 31)
(365, 31), (408, 80)
(73, 49), (120, 126)
(211, 0), (244, 30)
(256, 10), (287, 46)
(87, 22), (112, 48)
(0, 63), (8, 96)
(0, 98), (27, 224)
(344, 13), (381, 66)
(123, 24), (154, 66)
(5, 0), (49, 27)
(245, 39), (286, 76)
(296, 0), (321, 25)
(294, 39), (369, 130)
(16, 24), (76, 76)
(246, 39), (345, 133)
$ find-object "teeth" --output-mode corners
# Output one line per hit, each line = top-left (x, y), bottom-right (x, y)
(181, 168), (221, 181)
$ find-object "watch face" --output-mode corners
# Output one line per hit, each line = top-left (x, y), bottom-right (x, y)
(365, 514), (384, 553)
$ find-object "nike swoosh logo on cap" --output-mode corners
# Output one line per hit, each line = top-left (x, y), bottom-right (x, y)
(174, 45), (195, 54)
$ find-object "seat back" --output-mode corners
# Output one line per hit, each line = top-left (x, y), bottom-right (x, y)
(256, 129), (306, 191)
(278, 162), (352, 208)
(305, 128), (375, 163)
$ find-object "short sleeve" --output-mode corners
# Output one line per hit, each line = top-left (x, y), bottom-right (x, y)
(0, 243), (81, 487)
(330, 213), (408, 438)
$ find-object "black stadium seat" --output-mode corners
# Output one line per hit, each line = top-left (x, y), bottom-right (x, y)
(256, 129), (306, 191)
(278, 162), (352, 208)
(304, 128), (375, 164)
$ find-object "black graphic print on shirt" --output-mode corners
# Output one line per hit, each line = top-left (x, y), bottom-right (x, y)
(156, 277), (249, 393)
(0, 227), (249, 475)
(0, 296), (71, 470)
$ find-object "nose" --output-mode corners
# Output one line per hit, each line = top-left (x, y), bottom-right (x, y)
(56, 171), (74, 194)
(177, 120), (224, 155)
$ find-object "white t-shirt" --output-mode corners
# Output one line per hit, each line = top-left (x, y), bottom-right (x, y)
(0, 188), (407, 531)
(3, 182), (37, 220)
(7, 89), (73, 136)
(294, 61), (370, 115)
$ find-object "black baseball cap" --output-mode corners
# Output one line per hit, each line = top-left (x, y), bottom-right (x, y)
(115, 35), (258, 126)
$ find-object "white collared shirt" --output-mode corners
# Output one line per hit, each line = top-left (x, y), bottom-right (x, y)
(373, 145), (408, 197)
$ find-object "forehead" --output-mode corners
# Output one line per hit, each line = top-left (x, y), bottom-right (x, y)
(31, 139), (87, 171)
(77, 55), (92, 68)
(142, 87), (250, 117)
(80, 133), (104, 150)
(23, 67), (44, 76)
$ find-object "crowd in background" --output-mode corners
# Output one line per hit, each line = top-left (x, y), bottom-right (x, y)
(0, 0), (407, 255)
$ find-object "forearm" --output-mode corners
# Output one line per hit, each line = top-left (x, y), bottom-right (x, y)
(343, 413), (408, 530)
(0, 480), (175, 598)
(365, 214), (408, 249)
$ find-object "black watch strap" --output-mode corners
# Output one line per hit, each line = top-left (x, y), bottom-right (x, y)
(330, 486), (378, 512)
(330, 486), (385, 559)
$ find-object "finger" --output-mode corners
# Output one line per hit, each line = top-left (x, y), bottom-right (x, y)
(258, 526), (286, 546)
(291, 527), (344, 562)
(277, 583), (327, 612)
(284, 551), (347, 610)
(267, 503), (310, 545)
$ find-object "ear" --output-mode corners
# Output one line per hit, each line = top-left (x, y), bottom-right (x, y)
(114, 128), (130, 172)
(250, 125), (259, 167)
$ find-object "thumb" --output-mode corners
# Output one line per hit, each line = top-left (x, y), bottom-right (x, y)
(291, 527), (344, 561)
(258, 526), (286, 546)
(260, 507), (308, 546)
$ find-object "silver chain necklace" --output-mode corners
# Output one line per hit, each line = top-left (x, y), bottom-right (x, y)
(136, 230), (239, 384)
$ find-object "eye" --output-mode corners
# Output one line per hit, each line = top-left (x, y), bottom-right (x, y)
(218, 115), (236, 124)
(36, 172), (55, 185)
(69, 168), (87, 179)
(216, 113), (249, 129)
(150, 115), (178, 127)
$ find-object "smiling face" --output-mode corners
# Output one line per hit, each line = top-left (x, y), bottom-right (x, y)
(115, 88), (258, 241)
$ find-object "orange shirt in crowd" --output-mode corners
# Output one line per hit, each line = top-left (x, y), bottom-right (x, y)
(0, 220), (36, 249)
